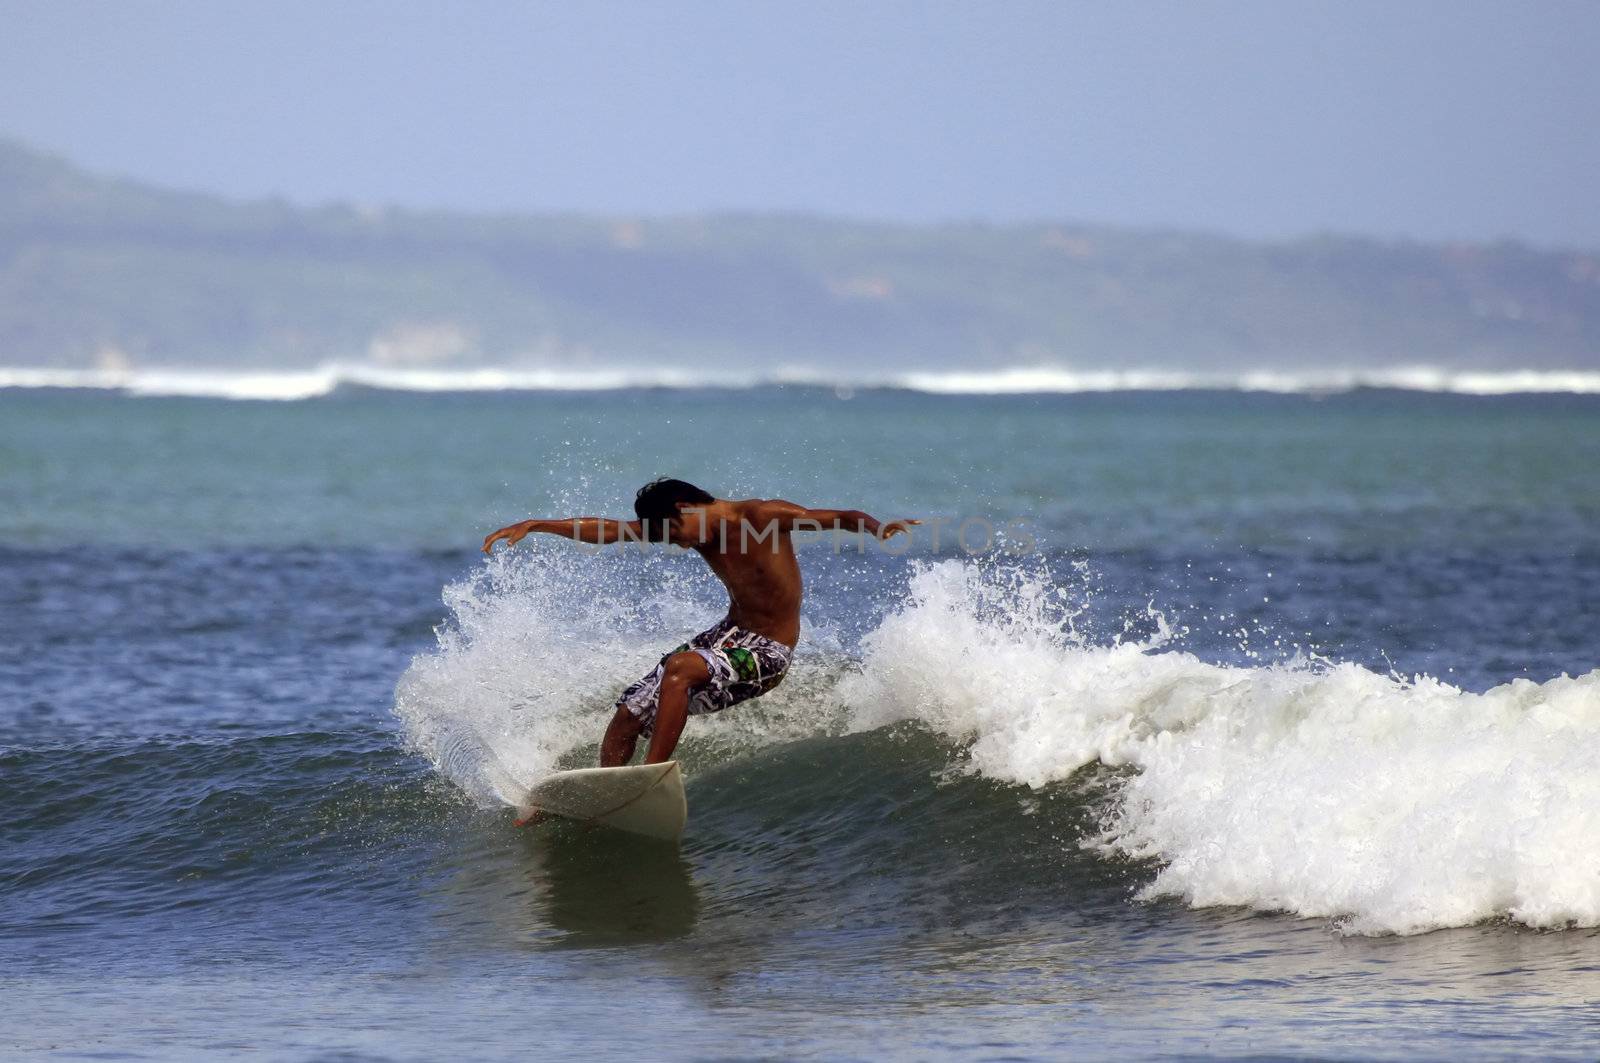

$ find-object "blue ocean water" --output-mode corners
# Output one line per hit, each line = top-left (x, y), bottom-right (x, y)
(2, 386), (1598, 1060)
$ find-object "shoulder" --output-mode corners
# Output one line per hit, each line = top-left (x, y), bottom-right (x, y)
(734, 498), (802, 522)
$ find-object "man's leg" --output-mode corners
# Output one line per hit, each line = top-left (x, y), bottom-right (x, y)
(600, 704), (644, 767)
(644, 651), (710, 764)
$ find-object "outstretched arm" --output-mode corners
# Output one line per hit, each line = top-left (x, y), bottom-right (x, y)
(482, 517), (643, 554)
(746, 499), (919, 540)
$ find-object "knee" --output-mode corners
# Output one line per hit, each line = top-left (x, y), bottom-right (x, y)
(662, 651), (708, 688)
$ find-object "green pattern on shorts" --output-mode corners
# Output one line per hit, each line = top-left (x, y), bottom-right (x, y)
(618, 617), (794, 736)
(727, 647), (759, 682)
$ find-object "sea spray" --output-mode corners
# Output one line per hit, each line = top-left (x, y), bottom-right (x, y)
(394, 547), (847, 803)
(393, 549), (704, 803)
(834, 556), (1196, 785)
(839, 559), (1600, 934)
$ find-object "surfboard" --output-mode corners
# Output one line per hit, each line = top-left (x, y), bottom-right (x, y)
(514, 761), (686, 841)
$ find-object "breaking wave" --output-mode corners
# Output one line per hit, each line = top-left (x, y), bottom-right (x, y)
(395, 551), (1600, 935)
(842, 560), (1600, 936)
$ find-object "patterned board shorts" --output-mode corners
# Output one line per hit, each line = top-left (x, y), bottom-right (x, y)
(618, 616), (794, 736)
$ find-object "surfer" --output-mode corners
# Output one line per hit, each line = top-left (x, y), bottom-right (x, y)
(482, 478), (916, 766)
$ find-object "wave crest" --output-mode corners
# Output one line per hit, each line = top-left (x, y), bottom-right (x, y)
(842, 560), (1600, 934)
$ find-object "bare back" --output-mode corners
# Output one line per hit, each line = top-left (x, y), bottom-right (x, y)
(693, 499), (803, 646)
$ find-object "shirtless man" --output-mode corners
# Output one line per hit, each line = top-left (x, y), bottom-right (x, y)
(482, 478), (916, 767)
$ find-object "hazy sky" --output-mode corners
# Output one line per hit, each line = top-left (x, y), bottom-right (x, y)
(2, 0), (1596, 246)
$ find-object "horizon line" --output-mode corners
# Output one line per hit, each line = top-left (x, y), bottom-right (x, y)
(4, 363), (1600, 401)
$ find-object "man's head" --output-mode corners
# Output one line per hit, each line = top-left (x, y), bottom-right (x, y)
(634, 477), (716, 544)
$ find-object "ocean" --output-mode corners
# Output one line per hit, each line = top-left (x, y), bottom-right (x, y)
(2, 381), (1598, 1060)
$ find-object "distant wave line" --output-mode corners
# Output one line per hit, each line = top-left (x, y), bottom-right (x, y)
(3, 363), (1600, 399)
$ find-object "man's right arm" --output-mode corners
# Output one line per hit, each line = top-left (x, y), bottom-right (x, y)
(482, 517), (643, 554)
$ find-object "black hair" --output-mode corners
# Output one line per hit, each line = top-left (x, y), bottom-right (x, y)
(634, 477), (715, 542)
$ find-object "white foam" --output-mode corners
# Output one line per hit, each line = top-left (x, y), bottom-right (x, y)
(5, 361), (1600, 399)
(892, 367), (1206, 393)
(896, 365), (1600, 394)
(836, 559), (1600, 935)
(0, 364), (736, 400)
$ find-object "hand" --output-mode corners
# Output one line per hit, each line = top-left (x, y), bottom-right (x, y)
(878, 519), (921, 540)
(482, 520), (534, 554)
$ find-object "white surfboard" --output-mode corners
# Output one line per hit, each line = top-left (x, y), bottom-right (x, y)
(515, 761), (686, 841)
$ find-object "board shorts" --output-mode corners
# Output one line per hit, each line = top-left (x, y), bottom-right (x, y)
(618, 617), (794, 736)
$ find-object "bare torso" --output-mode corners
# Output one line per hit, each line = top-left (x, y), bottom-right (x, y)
(694, 500), (803, 646)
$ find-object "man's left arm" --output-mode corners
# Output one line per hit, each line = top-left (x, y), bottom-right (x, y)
(746, 499), (919, 539)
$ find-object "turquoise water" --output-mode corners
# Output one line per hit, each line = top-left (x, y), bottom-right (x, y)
(3, 387), (1599, 1060)
(10, 388), (1600, 553)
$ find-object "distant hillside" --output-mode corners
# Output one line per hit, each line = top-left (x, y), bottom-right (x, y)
(2, 139), (1597, 372)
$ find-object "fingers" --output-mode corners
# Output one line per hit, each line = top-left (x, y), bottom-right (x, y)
(482, 527), (517, 554)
